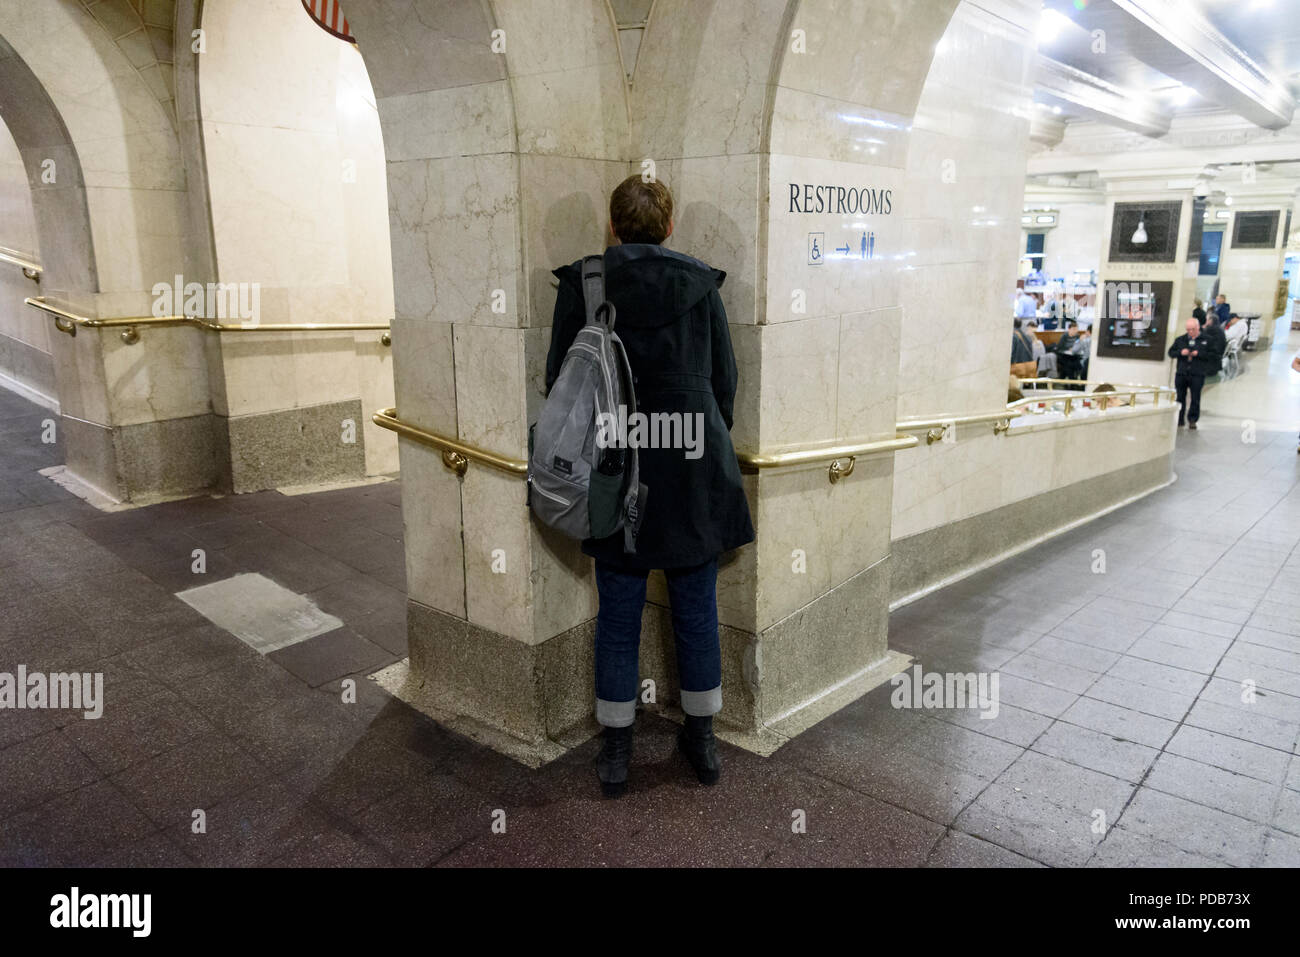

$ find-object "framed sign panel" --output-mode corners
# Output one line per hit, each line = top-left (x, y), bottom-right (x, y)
(1096, 279), (1173, 361)
(1185, 198), (1206, 259)
(1109, 201), (1182, 263)
(1231, 210), (1280, 249)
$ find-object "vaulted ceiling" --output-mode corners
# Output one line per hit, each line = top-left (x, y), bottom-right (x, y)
(78, 0), (178, 126)
(1033, 0), (1300, 142)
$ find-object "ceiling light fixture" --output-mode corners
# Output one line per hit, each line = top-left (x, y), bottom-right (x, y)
(1038, 9), (1071, 44)
(1131, 213), (1148, 245)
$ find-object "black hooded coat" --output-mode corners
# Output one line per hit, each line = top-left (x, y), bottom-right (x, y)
(546, 244), (755, 571)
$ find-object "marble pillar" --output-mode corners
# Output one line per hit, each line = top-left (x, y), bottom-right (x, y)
(0, 8), (216, 503)
(351, 0), (1046, 764)
(196, 0), (397, 491)
(1087, 172), (1203, 389)
(1214, 189), (1296, 350)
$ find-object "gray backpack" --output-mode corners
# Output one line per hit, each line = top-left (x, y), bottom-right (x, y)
(528, 255), (647, 553)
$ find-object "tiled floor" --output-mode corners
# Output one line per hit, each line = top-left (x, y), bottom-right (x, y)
(1, 344), (1298, 866)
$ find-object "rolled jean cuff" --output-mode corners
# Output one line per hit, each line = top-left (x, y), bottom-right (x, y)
(680, 686), (722, 717)
(596, 698), (636, 728)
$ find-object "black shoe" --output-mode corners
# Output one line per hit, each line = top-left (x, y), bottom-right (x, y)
(677, 714), (721, 786)
(1189, 422), (1198, 430)
(596, 724), (634, 798)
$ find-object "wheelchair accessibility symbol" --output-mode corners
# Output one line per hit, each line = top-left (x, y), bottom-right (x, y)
(808, 232), (825, 265)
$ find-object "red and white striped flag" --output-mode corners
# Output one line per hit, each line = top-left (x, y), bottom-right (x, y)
(302, 0), (355, 43)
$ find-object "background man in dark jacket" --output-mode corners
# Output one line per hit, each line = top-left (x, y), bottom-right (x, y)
(1202, 312), (1227, 375)
(546, 175), (755, 797)
(1168, 317), (1215, 429)
(1213, 293), (1231, 325)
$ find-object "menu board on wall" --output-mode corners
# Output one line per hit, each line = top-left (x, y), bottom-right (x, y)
(1096, 280), (1173, 360)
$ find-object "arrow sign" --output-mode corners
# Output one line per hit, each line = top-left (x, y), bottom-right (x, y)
(835, 244), (851, 255)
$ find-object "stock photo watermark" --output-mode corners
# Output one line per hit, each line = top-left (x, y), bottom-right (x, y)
(0, 666), (103, 719)
(151, 276), (261, 324)
(890, 665), (1000, 719)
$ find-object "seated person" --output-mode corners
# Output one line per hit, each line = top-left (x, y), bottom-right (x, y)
(1053, 321), (1085, 381)
(1091, 382), (1123, 410)
(1024, 320), (1056, 378)
(1213, 294), (1230, 325)
(1075, 327), (1092, 380)
(1038, 293), (1060, 331)
(1011, 319), (1035, 364)
(1225, 313), (1248, 347)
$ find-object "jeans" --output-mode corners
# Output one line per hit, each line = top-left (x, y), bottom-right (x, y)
(593, 557), (722, 727)
(1175, 371), (1204, 424)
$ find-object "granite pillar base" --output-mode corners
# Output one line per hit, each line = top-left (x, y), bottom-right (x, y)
(218, 398), (368, 492)
(58, 410), (226, 504)
(387, 557), (904, 766)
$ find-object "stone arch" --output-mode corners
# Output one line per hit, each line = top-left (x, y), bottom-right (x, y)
(630, 0), (960, 332)
(333, 2), (640, 754)
(0, 3), (189, 299)
(0, 35), (98, 297)
(0, 2), (206, 500)
(73, 0), (179, 127)
(628, 0), (967, 720)
(347, 0), (631, 332)
(190, 0), (401, 485)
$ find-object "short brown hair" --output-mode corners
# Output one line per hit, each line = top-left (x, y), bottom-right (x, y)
(610, 175), (673, 244)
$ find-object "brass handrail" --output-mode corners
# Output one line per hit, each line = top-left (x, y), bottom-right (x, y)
(0, 248), (41, 282)
(1009, 379), (1176, 421)
(25, 296), (391, 345)
(372, 407), (918, 484)
(372, 407), (527, 477)
(376, 383), (1171, 485)
(1017, 376), (1170, 397)
(897, 409), (1021, 445)
(737, 434), (919, 482)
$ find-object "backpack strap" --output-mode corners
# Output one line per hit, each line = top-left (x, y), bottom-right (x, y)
(580, 255), (614, 328)
(610, 331), (646, 553)
(582, 253), (644, 552)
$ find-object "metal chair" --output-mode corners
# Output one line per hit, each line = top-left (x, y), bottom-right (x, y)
(1222, 337), (1242, 379)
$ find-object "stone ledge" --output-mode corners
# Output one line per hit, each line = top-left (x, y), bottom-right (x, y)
(890, 452), (1176, 608)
